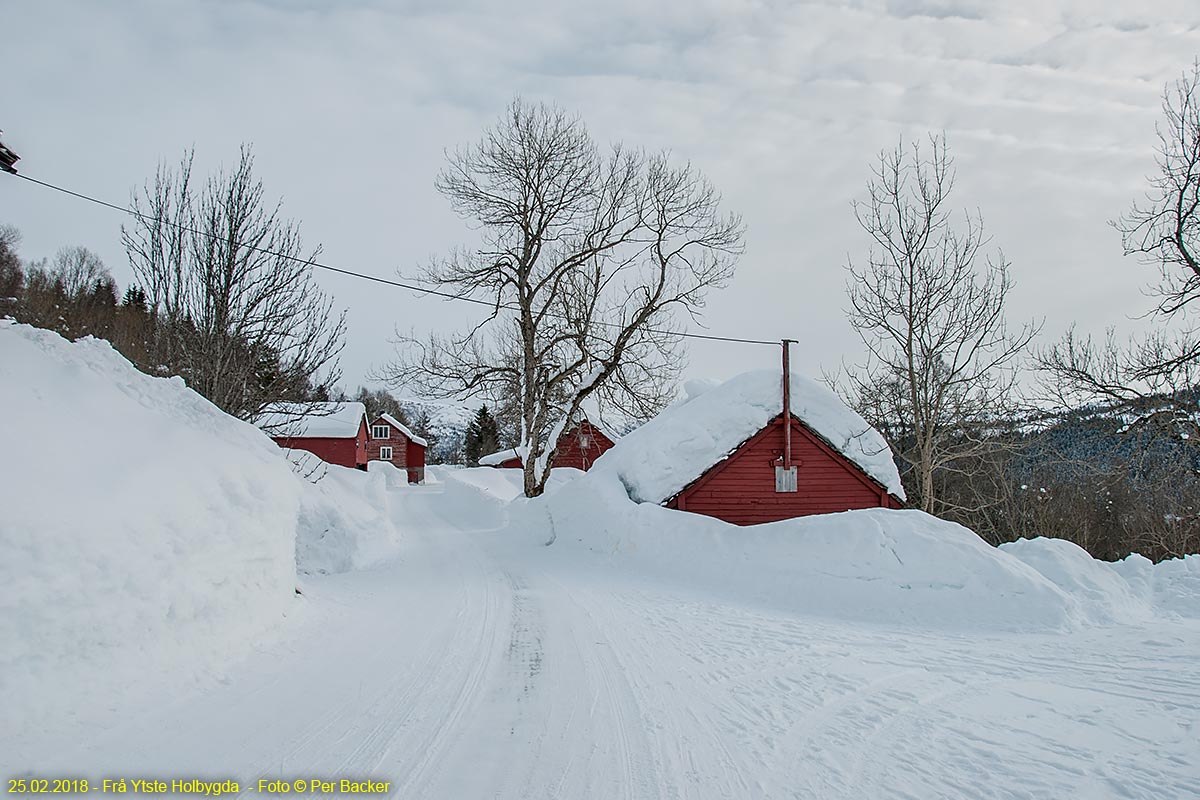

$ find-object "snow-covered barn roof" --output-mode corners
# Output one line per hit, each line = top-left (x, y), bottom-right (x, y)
(257, 402), (367, 439)
(479, 447), (521, 467)
(378, 412), (428, 448)
(591, 371), (905, 503)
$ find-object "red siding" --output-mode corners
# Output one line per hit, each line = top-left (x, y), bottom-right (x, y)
(484, 420), (616, 471)
(272, 417), (368, 470)
(667, 416), (902, 526)
(550, 421), (615, 471)
(366, 416), (426, 483)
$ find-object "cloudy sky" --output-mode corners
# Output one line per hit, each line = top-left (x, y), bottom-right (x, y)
(4, 0), (1200, 393)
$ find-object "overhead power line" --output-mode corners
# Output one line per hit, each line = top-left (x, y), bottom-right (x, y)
(7, 171), (781, 347)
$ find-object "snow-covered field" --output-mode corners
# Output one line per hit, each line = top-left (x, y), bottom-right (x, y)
(3, 326), (1200, 798)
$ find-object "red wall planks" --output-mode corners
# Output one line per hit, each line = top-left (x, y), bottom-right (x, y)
(667, 416), (901, 526)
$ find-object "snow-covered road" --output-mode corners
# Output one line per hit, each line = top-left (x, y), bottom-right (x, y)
(14, 484), (1200, 799)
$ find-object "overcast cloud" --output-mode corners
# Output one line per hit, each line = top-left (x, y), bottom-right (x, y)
(4, 0), (1200, 390)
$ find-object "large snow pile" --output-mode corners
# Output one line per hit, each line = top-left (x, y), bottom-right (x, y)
(591, 370), (904, 504)
(440, 467), (584, 532)
(515, 472), (1087, 632)
(0, 324), (301, 730)
(1112, 552), (1200, 619)
(999, 537), (1150, 625)
(295, 460), (402, 575)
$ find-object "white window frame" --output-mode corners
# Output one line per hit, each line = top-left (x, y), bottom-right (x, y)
(372, 425), (390, 440)
(379, 445), (393, 460)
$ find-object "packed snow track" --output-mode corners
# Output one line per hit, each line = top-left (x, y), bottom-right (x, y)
(7, 482), (1200, 799)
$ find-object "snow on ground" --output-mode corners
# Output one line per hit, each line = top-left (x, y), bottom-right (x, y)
(437, 466), (583, 532)
(295, 460), (403, 575)
(8, 468), (1199, 798)
(1000, 536), (1151, 625)
(521, 469), (1105, 632)
(3, 340), (1200, 796)
(593, 370), (905, 504)
(1113, 551), (1200, 620)
(0, 323), (301, 736)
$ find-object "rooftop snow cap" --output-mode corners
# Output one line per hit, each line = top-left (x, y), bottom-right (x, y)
(257, 402), (367, 439)
(479, 446), (523, 467)
(591, 370), (905, 504)
(378, 412), (428, 448)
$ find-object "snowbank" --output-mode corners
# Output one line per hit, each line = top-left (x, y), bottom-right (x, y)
(510, 466), (1200, 631)
(999, 537), (1150, 624)
(422, 464), (462, 485)
(591, 370), (904, 504)
(513, 472), (1083, 632)
(295, 461), (401, 575)
(1112, 552), (1200, 619)
(441, 467), (584, 532)
(0, 324), (301, 731)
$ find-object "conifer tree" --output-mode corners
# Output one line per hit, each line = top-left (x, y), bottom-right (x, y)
(464, 405), (501, 467)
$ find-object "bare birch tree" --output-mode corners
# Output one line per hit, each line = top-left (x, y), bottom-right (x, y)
(122, 146), (346, 420)
(378, 99), (744, 497)
(839, 135), (1038, 514)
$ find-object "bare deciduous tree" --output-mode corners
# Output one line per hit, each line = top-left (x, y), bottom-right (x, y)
(377, 99), (743, 497)
(1119, 60), (1200, 316)
(1040, 61), (1200, 427)
(123, 146), (346, 421)
(51, 246), (108, 297)
(839, 135), (1038, 514)
(0, 224), (23, 303)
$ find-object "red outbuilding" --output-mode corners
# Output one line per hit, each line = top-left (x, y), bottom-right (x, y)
(665, 412), (904, 525)
(592, 370), (906, 527)
(478, 417), (617, 471)
(257, 402), (369, 470)
(366, 413), (427, 484)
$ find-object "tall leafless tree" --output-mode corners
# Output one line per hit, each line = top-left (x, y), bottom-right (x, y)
(1041, 61), (1200, 417)
(377, 99), (744, 497)
(839, 135), (1039, 514)
(123, 146), (346, 421)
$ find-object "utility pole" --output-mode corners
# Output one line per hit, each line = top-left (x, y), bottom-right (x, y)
(777, 338), (798, 492)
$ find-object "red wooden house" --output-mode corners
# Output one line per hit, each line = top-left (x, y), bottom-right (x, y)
(366, 413), (427, 484)
(479, 418), (617, 471)
(593, 371), (905, 526)
(257, 402), (369, 470)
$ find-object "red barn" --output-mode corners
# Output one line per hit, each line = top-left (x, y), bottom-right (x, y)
(478, 418), (617, 471)
(367, 413), (427, 484)
(257, 402), (369, 470)
(665, 412), (904, 525)
(593, 371), (906, 526)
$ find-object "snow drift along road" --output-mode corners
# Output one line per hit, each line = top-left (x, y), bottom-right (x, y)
(295, 459), (402, 575)
(519, 467), (1167, 632)
(0, 323), (300, 733)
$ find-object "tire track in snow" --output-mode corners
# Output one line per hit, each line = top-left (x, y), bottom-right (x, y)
(376, 496), (509, 798)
